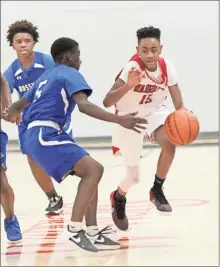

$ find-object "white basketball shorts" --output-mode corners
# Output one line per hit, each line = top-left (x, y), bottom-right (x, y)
(112, 105), (171, 166)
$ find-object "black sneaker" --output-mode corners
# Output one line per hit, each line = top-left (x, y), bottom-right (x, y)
(149, 187), (172, 212)
(67, 225), (98, 252)
(87, 226), (120, 250)
(110, 191), (128, 230)
(45, 196), (64, 215)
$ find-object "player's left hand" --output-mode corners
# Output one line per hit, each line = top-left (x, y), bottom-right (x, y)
(1, 108), (17, 123)
(118, 111), (148, 133)
(1, 113), (13, 123)
(15, 114), (22, 125)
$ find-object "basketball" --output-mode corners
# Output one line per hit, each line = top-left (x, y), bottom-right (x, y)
(164, 109), (200, 145)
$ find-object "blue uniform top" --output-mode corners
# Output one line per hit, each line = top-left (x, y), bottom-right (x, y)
(3, 52), (55, 126)
(3, 51), (54, 95)
(23, 64), (92, 127)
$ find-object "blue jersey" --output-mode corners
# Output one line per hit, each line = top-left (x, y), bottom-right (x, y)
(3, 51), (55, 124)
(3, 51), (54, 96)
(23, 64), (92, 127)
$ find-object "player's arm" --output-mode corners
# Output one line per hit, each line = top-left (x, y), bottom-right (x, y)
(169, 84), (185, 110)
(103, 63), (141, 107)
(5, 97), (29, 123)
(5, 84), (35, 122)
(72, 91), (147, 133)
(66, 68), (147, 132)
(3, 66), (15, 94)
(1, 73), (12, 108)
(103, 78), (132, 107)
(166, 61), (186, 110)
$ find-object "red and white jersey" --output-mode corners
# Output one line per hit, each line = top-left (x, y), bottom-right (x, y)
(115, 53), (178, 116)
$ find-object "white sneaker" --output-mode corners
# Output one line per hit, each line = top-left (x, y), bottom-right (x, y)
(67, 226), (98, 252)
(87, 226), (120, 250)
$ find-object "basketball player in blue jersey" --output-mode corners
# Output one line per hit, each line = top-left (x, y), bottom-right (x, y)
(5, 37), (147, 252)
(1, 73), (22, 242)
(3, 20), (65, 215)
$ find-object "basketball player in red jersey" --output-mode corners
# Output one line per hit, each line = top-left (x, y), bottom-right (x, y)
(103, 26), (188, 230)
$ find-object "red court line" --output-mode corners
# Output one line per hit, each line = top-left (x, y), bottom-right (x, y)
(1, 199), (209, 256)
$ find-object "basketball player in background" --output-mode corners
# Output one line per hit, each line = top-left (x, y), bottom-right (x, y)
(4, 37), (147, 251)
(103, 26), (188, 230)
(1, 73), (22, 242)
(3, 20), (67, 215)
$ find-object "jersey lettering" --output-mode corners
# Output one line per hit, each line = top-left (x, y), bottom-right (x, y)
(34, 80), (47, 102)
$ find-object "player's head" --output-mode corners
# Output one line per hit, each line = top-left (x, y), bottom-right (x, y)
(136, 26), (162, 71)
(6, 19), (39, 57)
(50, 37), (81, 70)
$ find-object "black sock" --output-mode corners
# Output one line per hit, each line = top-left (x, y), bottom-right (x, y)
(115, 190), (126, 201)
(153, 175), (165, 189)
(46, 189), (58, 200)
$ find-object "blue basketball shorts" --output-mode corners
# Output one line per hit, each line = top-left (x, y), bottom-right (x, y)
(18, 119), (72, 154)
(24, 122), (88, 183)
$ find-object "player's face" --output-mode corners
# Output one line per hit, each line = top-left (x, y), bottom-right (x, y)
(136, 38), (162, 71)
(69, 46), (82, 70)
(12, 33), (35, 57)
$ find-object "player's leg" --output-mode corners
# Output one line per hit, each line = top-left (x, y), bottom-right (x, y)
(0, 131), (22, 242)
(111, 125), (144, 230)
(25, 126), (116, 252)
(85, 190), (98, 227)
(68, 155), (115, 252)
(0, 168), (22, 242)
(149, 125), (175, 212)
(26, 155), (63, 215)
(1, 168), (14, 218)
(147, 106), (175, 212)
(71, 155), (119, 250)
(18, 124), (63, 215)
(84, 190), (120, 250)
(155, 126), (176, 179)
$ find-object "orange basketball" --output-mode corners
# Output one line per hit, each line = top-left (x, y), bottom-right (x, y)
(164, 109), (200, 145)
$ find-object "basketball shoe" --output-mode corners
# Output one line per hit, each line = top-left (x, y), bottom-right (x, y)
(110, 190), (128, 230)
(45, 196), (64, 215)
(87, 226), (120, 250)
(4, 215), (22, 242)
(149, 187), (172, 212)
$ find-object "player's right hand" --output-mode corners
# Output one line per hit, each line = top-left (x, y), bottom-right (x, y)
(126, 68), (142, 89)
(118, 112), (148, 133)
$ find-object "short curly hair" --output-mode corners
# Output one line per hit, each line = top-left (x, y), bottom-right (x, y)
(6, 19), (39, 46)
(136, 26), (161, 42)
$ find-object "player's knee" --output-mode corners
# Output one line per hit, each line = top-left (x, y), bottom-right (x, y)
(126, 166), (140, 184)
(95, 162), (104, 180)
(87, 161), (104, 182)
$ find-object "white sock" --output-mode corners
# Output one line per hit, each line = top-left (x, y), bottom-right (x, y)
(86, 225), (99, 236)
(68, 221), (83, 232)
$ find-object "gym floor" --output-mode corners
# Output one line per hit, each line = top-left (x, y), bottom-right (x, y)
(1, 144), (218, 266)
